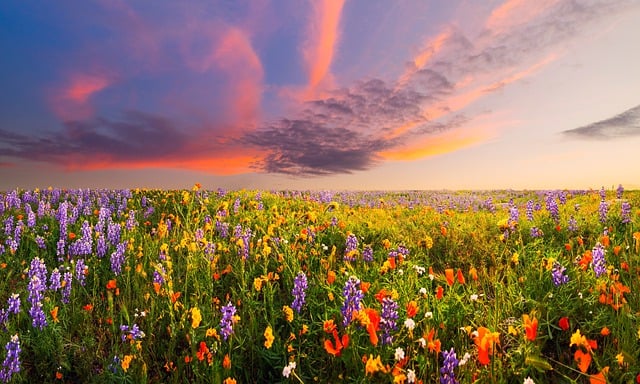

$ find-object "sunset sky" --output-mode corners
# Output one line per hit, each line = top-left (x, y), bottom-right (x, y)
(1, 0), (639, 191)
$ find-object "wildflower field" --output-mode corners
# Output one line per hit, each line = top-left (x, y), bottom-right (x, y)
(0, 185), (639, 383)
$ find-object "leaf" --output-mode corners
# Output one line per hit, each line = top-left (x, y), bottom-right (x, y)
(525, 355), (553, 371)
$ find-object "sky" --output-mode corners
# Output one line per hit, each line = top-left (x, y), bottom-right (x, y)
(1, 0), (639, 191)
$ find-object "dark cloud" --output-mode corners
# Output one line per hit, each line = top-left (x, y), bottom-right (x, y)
(245, 117), (395, 175)
(563, 104), (640, 139)
(0, 111), (194, 165)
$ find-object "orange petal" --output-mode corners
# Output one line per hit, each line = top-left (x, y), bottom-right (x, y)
(575, 349), (592, 373)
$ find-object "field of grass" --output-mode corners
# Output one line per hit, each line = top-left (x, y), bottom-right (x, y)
(0, 185), (638, 383)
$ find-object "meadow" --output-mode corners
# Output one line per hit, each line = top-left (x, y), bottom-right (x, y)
(0, 185), (638, 383)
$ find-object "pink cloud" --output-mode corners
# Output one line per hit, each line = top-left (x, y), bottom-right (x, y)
(49, 73), (112, 121)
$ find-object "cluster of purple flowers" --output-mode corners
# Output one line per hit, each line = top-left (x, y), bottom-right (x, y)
(341, 276), (364, 326)
(74, 259), (88, 287)
(440, 347), (459, 384)
(291, 272), (308, 313)
(344, 233), (358, 261)
(525, 200), (534, 221)
(235, 226), (252, 260)
(545, 193), (559, 223)
(120, 324), (145, 341)
(508, 202), (519, 230)
(598, 199), (609, 224)
(484, 198), (496, 214)
(69, 221), (92, 257)
(616, 184), (624, 199)
(530, 227), (543, 238)
(125, 210), (137, 231)
(0, 334), (21, 383)
(621, 201), (631, 224)
(591, 243), (607, 278)
(551, 262), (569, 286)
(568, 216), (578, 232)
(152, 263), (166, 286)
(110, 242), (128, 276)
(27, 257), (48, 330)
(380, 297), (398, 345)
(220, 302), (237, 341)
(61, 271), (73, 304)
(362, 245), (373, 262)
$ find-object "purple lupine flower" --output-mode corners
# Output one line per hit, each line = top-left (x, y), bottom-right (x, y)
(344, 233), (358, 261)
(0, 310), (7, 328)
(331, 216), (338, 226)
(57, 201), (69, 240)
(110, 242), (127, 276)
(233, 198), (241, 214)
(49, 268), (62, 291)
(598, 200), (609, 224)
(25, 204), (36, 228)
(107, 220), (121, 246)
(6, 295), (20, 315)
(551, 262), (569, 286)
(96, 234), (107, 258)
(61, 271), (72, 304)
(125, 210), (137, 231)
(508, 203), (519, 229)
(56, 238), (66, 262)
(592, 243), (607, 278)
(152, 264), (166, 285)
(616, 184), (624, 199)
(220, 302), (237, 341)
(204, 242), (216, 259)
(291, 272), (308, 313)
(380, 297), (399, 345)
(3, 217), (13, 237)
(341, 276), (364, 326)
(530, 227), (543, 238)
(235, 227), (251, 260)
(440, 347), (460, 384)
(75, 259), (87, 287)
(599, 187), (606, 200)
(363, 245), (373, 262)
(545, 193), (559, 223)
(35, 236), (46, 250)
(0, 334), (21, 383)
(216, 220), (229, 238)
(484, 198), (496, 214)
(27, 276), (47, 330)
(120, 324), (145, 342)
(558, 191), (567, 205)
(568, 216), (578, 232)
(621, 201), (631, 224)
(194, 228), (204, 243)
(525, 200), (534, 221)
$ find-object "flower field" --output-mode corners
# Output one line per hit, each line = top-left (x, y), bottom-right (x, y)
(0, 185), (639, 383)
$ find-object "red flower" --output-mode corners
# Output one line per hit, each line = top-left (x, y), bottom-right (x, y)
(559, 317), (570, 331)
(324, 330), (349, 356)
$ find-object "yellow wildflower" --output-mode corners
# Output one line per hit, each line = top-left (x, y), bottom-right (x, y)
(283, 306), (294, 322)
(191, 307), (202, 329)
(253, 277), (264, 292)
(121, 355), (134, 372)
(264, 326), (275, 349)
(365, 354), (386, 376)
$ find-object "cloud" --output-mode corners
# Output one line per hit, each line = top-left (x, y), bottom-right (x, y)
(49, 73), (113, 121)
(562, 104), (640, 139)
(0, 110), (259, 173)
(301, 0), (346, 96)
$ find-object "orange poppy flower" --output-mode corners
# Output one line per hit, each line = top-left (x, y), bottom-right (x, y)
(574, 349), (592, 373)
(435, 286), (444, 300)
(469, 267), (478, 281)
(324, 330), (349, 356)
(83, 304), (93, 312)
(323, 319), (336, 334)
(445, 269), (454, 286)
(426, 328), (441, 355)
(558, 317), (570, 331)
(50, 306), (59, 323)
(456, 269), (465, 285)
(106, 279), (117, 290)
(327, 270), (336, 285)
(364, 308), (380, 346)
(360, 281), (371, 294)
(474, 327), (500, 366)
(171, 292), (181, 303)
(223, 354), (231, 369)
(522, 314), (538, 341)
(406, 301), (418, 318)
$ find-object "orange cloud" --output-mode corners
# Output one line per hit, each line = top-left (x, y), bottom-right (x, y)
(50, 74), (111, 120)
(380, 123), (497, 161)
(485, 0), (561, 35)
(302, 0), (346, 97)
(213, 27), (264, 127)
